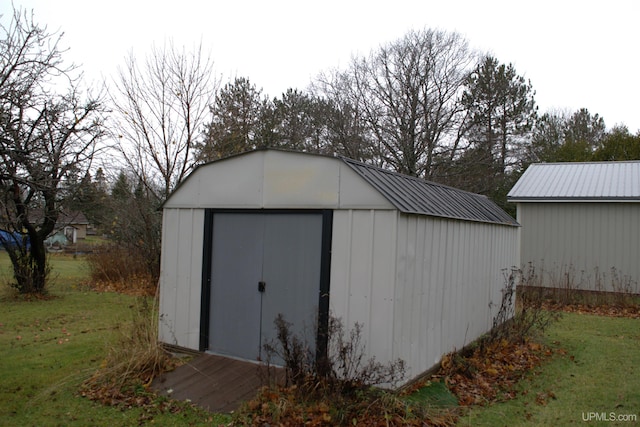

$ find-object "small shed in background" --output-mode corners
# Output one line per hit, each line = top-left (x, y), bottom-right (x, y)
(508, 161), (640, 292)
(159, 149), (519, 384)
(59, 210), (90, 243)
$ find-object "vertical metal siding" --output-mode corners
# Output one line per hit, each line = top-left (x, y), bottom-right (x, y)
(519, 202), (640, 291)
(329, 209), (397, 364)
(158, 208), (204, 350)
(330, 209), (518, 382)
(158, 209), (178, 346)
(394, 215), (518, 380)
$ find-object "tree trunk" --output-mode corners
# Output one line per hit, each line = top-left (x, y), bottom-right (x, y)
(6, 234), (49, 295)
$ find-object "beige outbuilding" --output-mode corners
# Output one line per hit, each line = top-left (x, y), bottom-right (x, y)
(508, 161), (640, 293)
(159, 149), (519, 384)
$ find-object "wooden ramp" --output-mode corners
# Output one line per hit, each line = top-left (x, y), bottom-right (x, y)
(152, 353), (284, 413)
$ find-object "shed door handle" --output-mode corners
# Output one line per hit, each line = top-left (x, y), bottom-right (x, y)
(258, 281), (266, 293)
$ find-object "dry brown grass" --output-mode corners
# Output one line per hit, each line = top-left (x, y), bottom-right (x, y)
(80, 297), (178, 405)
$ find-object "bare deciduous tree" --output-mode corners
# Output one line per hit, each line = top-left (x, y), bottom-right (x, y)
(110, 42), (218, 200)
(0, 7), (105, 294)
(312, 70), (377, 163)
(317, 29), (476, 178)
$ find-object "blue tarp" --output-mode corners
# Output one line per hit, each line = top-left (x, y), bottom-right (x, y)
(0, 230), (30, 250)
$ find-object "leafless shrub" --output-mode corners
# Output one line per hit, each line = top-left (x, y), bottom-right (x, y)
(85, 244), (156, 295)
(323, 316), (406, 396)
(488, 267), (560, 346)
(245, 314), (448, 427)
(262, 314), (315, 387)
(263, 313), (405, 396)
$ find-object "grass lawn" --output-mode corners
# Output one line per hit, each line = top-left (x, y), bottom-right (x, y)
(457, 312), (640, 426)
(0, 252), (227, 426)
(1, 251), (639, 426)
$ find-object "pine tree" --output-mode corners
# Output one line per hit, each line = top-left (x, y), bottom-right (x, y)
(462, 56), (537, 176)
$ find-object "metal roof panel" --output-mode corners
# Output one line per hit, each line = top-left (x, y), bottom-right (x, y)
(508, 161), (640, 201)
(342, 158), (518, 226)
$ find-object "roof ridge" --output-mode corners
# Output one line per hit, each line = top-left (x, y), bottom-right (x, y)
(531, 160), (640, 166)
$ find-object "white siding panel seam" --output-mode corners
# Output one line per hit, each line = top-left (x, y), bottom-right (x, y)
(389, 211), (399, 361)
(345, 209), (354, 328)
(188, 209), (205, 350)
(367, 210), (375, 347)
(160, 209), (181, 346)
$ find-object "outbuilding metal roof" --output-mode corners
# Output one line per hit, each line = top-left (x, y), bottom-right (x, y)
(342, 157), (519, 226)
(508, 161), (640, 201)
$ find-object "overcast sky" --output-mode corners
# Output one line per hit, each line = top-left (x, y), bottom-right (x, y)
(3, 0), (639, 132)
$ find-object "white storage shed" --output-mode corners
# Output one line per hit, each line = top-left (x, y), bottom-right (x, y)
(159, 149), (519, 383)
(508, 161), (640, 292)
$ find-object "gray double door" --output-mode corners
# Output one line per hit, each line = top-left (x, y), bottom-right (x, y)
(209, 212), (323, 361)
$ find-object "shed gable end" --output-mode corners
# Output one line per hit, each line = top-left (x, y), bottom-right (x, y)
(162, 150), (393, 210)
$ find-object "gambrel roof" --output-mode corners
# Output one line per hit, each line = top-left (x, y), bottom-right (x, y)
(508, 161), (640, 202)
(165, 149), (517, 226)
